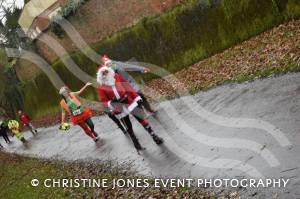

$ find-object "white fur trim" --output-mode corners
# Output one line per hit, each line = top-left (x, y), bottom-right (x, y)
(127, 101), (138, 113)
(103, 57), (112, 66)
(109, 96), (140, 119)
(104, 59), (112, 66)
(108, 100), (113, 109)
(97, 66), (115, 86)
(115, 101), (138, 119)
(133, 96), (142, 103)
(111, 85), (120, 99)
(115, 108), (129, 119)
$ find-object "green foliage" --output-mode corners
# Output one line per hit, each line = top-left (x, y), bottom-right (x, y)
(0, 50), (23, 119)
(54, 0), (293, 78)
(49, 16), (65, 38)
(0, 153), (209, 198)
(281, 0), (300, 19)
(0, 8), (31, 49)
(0, 65), (24, 118)
(50, 0), (87, 37)
(60, 0), (86, 18)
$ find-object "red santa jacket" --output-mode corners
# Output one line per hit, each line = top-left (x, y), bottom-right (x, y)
(97, 73), (141, 115)
(19, 113), (31, 125)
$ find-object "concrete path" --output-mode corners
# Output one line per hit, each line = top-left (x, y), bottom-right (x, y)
(2, 72), (300, 198)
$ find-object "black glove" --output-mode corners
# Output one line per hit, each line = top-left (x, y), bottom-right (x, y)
(137, 98), (143, 106)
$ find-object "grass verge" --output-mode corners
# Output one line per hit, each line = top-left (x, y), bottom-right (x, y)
(0, 152), (213, 199)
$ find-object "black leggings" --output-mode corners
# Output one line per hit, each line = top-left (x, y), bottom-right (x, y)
(106, 104), (152, 135)
(77, 118), (97, 140)
(1, 133), (10, 143)
(85, 118), (95, 132)
(138, 92), (154, 112)
(106, 111), (127, 132)
(131, 105), (153, 134)
(120, 115), (142, 149)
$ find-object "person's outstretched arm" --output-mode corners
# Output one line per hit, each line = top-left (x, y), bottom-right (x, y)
(114, 61), (150, 73)
(73, 82), (93, 96)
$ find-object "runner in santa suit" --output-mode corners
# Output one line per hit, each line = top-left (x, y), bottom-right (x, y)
(97, 66), (163, 151)
(18, 110), (37, 135)
(59, 83), (99, 142)
(99, 55), (156, 113)
(97, 55), (156, 135)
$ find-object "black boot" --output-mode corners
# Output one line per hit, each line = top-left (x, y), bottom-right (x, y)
(128, 129), (144, 151)
(144, 125), (163, 145)
(21, 137), (27, 143)
(152, 134), (163, 145)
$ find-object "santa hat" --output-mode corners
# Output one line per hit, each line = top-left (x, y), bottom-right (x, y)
(101, 55), (112, 66)
(97, 66), (115, 86)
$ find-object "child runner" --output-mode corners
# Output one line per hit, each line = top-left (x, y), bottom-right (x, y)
(18, 110), (37, 135)
(7, 120), (26, 143)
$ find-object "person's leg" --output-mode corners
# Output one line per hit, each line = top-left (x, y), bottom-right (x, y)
(77, 122), (97, 141)
(107, 112), (127, 134)
(131, 106), (153, 134)
(0, 134), (4, 142)
(85, 118), (98, 137)
(138, 91), (156, 113)
(15, 131), (26, 143)
(131, 107), (163, 145)
(29, 123), (38, 133)
(20, 137), (26, 143)
(121, 116), (143, 150)
(3, 133), (10, 143)
(27, 123), (36, 135)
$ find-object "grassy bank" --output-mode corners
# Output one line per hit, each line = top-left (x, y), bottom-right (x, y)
(53, 0), (300, 74)
(21, 0), (300, 118)
(0, 152), (213, 198)
(146, 19), (300, 98)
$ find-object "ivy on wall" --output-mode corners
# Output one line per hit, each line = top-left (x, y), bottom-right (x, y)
(50, 0), (87, 37)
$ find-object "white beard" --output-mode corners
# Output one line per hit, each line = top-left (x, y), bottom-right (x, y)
(97, 66), (115, 86)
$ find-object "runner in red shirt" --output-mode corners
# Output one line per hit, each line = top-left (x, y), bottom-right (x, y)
(18, 110), (38, 135)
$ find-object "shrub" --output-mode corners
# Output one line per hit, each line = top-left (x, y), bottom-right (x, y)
(50, 0), (87, 37)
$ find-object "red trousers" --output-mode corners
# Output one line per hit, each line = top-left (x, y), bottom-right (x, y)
(78, 121), (96, 140)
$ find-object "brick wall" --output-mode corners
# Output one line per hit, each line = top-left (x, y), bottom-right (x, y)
(34, 0), (184, 63)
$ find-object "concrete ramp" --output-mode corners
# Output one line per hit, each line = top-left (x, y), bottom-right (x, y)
(2, 73), (300, 198)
